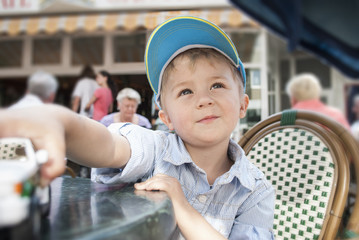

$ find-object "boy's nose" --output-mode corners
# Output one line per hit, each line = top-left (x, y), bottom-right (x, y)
(196, 92), (214, 109)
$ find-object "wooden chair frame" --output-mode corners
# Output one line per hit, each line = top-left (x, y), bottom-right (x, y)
(239, 110), (359, 239)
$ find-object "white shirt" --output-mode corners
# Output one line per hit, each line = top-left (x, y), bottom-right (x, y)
(72, 77), (99, 118)
(8, 94), (43, 109)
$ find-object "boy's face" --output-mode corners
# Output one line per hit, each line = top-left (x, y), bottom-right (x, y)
(159, 55), (249, 148)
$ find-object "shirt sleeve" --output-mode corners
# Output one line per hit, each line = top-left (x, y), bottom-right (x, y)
(94, 88), (101, 98)
(99, 114), (112, 127)
(229, 181), (275, 240)
(72, 80), (82, 97)
(91, 123), (166, 184)
(138, 114), (152, 129)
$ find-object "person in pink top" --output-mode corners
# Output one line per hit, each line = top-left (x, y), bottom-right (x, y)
(85, 70), (116, 121)
(286, 73), (350, 130)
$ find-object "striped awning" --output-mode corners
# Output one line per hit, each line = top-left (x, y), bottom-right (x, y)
(0, 9), (258, 36)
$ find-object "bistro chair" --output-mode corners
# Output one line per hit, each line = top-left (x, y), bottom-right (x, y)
(238, 109), (359, 240)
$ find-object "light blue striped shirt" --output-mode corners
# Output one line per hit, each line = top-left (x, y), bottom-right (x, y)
(92, 123), (275, 239)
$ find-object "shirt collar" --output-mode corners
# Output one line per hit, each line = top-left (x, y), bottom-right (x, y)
(223, 140), (262, 191)
(293, 99), (324, 108)
(162, 134), (193, 165)
(25, 93), (43, 102)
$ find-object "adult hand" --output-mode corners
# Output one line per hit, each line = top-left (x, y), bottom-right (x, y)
(84, 104), (91, 112)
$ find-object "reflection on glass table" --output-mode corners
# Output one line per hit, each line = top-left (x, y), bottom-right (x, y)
(41, 176), (177, 240)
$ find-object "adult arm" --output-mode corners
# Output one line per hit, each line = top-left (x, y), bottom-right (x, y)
(71, 96), (80, 112)
(85, 94), (97, 111)
(143, 116), (152, 129)
(135, 174), (226, 240)
(108, 102), (113, 114)
(138, 115), (152, 129)
(0, 105), (131, 184)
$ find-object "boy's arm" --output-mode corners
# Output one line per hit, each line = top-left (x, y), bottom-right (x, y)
(0, 105), (131, 184)
(135, 174), (226, 240)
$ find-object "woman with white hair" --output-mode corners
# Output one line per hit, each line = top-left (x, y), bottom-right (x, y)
(100, 87), (151, 129)
(286, 73), (350, 129)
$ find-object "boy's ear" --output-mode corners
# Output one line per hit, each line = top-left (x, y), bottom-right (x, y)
(159, 110), (174, 131)
(239, 94), (249, 118)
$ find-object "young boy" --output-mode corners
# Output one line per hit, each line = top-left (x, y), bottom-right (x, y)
(1, 16), (274, 239)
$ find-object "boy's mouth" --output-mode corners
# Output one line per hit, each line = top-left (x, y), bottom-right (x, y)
(197, 115), (218, 124)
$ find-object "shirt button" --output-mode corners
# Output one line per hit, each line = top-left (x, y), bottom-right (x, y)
(198, 195), (207, 203)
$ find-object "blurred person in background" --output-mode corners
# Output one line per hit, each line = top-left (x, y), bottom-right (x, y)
(100, 87), (151, 129)
(71, 65), (99, 118)
(85, 70), (116, 121)
(9, 70), (58, 109)
(286, 73), (350, 130)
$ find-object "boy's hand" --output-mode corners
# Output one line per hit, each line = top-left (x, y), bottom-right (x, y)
(135, 174), (227, 240)
(134, 174), (185, 203)
(1, 104), (131, 186)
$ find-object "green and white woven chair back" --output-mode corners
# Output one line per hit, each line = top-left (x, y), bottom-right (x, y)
(247, 128), (335, 240)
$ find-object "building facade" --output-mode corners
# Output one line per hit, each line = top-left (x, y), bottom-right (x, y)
(1, 0), (356, 135)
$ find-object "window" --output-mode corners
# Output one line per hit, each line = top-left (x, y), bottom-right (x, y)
(230, 32), (261, 63)
(296, 58), (331, 88)
(280, 59), (290, 110)
(268, 73), (276, 115)
(281, 93), (291, 110)
(33, 38), (61, 65)
(280, 60), (290, 91)
(250, 69), (261, 88)
(241, 68), (262, 128)
(0, 40), (22, 68)
(113, 33), (146, 63)
(72, 37), (104, 65)
(268, 95), (276, 115)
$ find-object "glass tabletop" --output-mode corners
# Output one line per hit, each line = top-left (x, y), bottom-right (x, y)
(41, 176), (176, 240)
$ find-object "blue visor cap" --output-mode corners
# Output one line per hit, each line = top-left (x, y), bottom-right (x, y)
(145, 16), (246, 105)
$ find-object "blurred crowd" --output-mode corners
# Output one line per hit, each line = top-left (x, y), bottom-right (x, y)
(6, 65), (169, 177)
(6, 67), (359, 177)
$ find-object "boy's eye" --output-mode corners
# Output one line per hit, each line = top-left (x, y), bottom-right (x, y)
(211, 82), (224, 89)
(179, 89), (193, 96)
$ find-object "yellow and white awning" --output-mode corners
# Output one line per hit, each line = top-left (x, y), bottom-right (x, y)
(0, 9), (258, 36)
